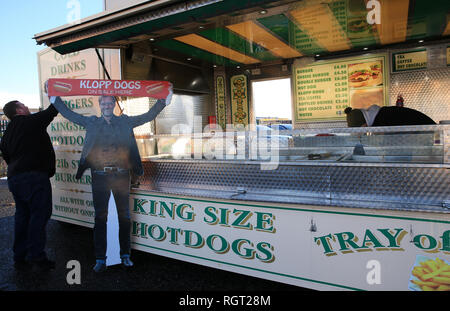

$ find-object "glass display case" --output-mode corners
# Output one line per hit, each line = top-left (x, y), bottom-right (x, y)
(134, 124), (450, 213)
(141, 124), (447, 164)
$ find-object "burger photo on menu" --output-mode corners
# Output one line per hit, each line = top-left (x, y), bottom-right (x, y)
(348, 61), (383, 88)
(347, 60), (384, 109)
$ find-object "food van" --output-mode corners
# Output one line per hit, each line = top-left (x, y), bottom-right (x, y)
(34, 0), (449, 291)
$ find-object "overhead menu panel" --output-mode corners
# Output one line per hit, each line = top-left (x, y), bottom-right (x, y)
(226, 21), (302, 59)
(288, 3), (352, 52)
(174, 34), (260, 64)
(154, 0), (450, 66)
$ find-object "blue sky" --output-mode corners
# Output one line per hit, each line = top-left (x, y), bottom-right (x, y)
(0, 1), (103, 108)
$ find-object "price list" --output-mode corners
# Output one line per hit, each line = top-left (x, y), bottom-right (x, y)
(293, 54), (387, 122)
(329, 0), (347, 33)
(333, 63), (349, 112)
(294, 62), (349, 121)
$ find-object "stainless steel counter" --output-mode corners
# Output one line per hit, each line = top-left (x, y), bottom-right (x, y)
(136, 159), (449, 213)
(134, 124), (450, 213)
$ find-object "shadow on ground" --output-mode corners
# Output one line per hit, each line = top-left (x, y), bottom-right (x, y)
(0, 217), (304, 291)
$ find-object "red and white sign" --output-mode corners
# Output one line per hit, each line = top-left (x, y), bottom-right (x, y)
(47, 78), (171, 99)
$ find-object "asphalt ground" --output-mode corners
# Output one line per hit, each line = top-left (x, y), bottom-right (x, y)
(0, 179), (305, 296)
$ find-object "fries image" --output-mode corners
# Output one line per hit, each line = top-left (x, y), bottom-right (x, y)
(410, 257), (450, 291)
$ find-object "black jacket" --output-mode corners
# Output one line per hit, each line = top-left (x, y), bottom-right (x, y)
(0, 105), (58, 178)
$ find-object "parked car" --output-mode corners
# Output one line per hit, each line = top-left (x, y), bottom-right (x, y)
(269, 124), (292, 131)
(256, 125), (291, 148)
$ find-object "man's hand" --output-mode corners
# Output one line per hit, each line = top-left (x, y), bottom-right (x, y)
(165, 83), (174, 106)
(44, 80), (58, 104)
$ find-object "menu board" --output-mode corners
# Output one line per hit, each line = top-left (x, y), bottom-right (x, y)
(293, 54), (388, 122)
(392, 49), (427, 72)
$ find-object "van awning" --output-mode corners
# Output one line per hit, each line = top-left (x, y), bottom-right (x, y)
(34, 0), (450, 65)
(33, 0), (281, 55)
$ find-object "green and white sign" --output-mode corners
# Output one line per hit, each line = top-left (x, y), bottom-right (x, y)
(128, 191), (450, 291)
(47, 185), (450, 291)
(293, 53), (388, 122)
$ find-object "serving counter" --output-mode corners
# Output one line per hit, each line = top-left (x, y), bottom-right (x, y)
(136, 124), (450, 213)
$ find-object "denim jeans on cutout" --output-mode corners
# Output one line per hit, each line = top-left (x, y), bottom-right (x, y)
(91, 170), (131, 260)
(8, 171), (53, 262)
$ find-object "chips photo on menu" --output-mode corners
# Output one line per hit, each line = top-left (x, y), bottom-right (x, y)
(349, 87), (383, 109)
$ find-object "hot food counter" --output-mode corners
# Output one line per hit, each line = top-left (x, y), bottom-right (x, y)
(127, 124), (450, 291)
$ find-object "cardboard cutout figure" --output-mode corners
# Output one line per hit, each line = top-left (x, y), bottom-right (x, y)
(47, 79), (173, 272)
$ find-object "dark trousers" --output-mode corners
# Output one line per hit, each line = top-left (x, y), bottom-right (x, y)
(91, 170), (131, 260)
(8, 172), (52, 262)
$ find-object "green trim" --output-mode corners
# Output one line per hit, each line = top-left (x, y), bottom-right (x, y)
(330, 0), (378, 48)
(131, 241), (364, 291)
(50, 0), (450, 59)
(295, 117), (346, 122)
(215, 75), (227, 130)
(130, 192), (450, 224)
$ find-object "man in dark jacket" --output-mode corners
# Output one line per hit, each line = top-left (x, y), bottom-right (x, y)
(50, 84), (173, 273)
(0, 100), (58, 270)
(344, 105), (436, 127)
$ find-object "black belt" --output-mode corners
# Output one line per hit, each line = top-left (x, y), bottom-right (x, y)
(93, 166), (128, 173)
